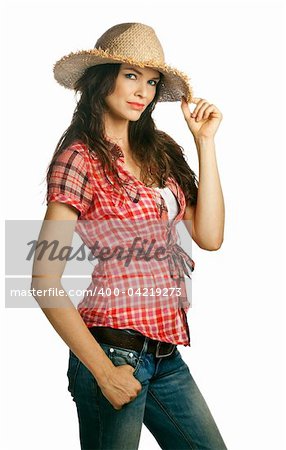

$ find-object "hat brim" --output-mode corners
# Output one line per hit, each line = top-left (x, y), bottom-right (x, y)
(53, 47), (193, 103)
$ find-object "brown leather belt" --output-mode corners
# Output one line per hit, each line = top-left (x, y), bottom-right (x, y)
(89, 326), (177, 358)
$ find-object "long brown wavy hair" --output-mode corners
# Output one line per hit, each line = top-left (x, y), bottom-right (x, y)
(46, 63), (198, 206)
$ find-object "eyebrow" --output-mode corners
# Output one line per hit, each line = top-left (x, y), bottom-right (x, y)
(123, 66), (161, 80)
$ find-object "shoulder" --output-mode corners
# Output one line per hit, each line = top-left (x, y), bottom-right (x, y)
(51, 141), (92, 175)
(56, 140), (88, 161)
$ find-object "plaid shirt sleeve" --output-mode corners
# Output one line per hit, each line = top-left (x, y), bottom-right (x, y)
(46, 146), (93, 217)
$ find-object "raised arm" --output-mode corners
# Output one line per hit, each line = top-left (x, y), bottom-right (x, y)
(181, 97), (225, 250)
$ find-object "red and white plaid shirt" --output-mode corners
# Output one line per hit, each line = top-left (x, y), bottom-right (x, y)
(47, 141), (195, 346)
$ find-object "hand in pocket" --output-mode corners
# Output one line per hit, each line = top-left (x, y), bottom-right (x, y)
(98, 363), (142, 410)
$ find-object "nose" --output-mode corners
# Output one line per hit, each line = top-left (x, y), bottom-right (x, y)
(135, 80), (148, 99)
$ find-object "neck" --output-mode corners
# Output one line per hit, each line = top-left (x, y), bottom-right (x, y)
(104, 112), (129, 148)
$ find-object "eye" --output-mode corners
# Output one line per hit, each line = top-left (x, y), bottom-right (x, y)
(125, 73), (137, 80)
(125, 73), (158, 87)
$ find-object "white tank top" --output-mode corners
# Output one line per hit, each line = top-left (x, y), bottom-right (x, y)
(154, 186), (179, 221)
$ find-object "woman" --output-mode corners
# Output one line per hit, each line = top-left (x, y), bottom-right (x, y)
(31, 23), (226, 449)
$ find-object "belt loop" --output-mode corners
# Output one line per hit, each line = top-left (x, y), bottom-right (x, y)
(155, 342), (176, 358)
(138, 336), (149, 359)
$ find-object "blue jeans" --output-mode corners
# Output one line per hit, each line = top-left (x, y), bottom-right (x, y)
(67, 334), (228, 450)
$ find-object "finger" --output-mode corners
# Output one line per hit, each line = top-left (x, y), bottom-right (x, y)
(196, 102), (211, 121)
(191, 99), (208, 117)
(204, 105), (222, 119)
(181, 100), (194, 122)
(181, 97), (189, 110)
(191, 97), (202, 104)
(193, 99), (208, 112)
(114, 405), (122, 410)
(202, 104), (216, 119)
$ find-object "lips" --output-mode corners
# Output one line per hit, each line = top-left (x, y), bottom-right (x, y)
(127, 102), (145, 109)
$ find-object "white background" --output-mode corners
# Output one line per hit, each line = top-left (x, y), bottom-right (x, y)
(1, 1), (286, 449)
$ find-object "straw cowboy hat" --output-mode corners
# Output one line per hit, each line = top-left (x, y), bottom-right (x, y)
(53, 22), (193, 103)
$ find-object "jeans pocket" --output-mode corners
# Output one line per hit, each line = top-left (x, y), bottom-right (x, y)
(67, 350), (81, 399)
(101, 343), (141, 376)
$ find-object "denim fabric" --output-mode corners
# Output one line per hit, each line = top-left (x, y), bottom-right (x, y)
(67, 335), (228, 450)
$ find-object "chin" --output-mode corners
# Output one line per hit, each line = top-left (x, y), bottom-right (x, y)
(129, 116), (141, 122)
(125, 112), (143, 121)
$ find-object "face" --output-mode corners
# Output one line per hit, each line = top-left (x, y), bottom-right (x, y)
(104, 63), (161, 121)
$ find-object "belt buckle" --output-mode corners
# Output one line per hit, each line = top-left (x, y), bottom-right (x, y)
(155, 341), (175, 358)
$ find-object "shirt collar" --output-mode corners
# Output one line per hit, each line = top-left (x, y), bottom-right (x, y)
(104, 137), (125, 161)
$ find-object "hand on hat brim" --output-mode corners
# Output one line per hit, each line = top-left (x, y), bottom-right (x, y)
(181, 97), (223, 140)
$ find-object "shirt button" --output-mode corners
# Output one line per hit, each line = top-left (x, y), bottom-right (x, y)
(129, 352), (134, 358)
(109, 348), (114, 353)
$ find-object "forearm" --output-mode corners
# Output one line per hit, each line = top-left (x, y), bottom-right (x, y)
(194, 137), (225, 249)
(31, 279), (114, 388)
